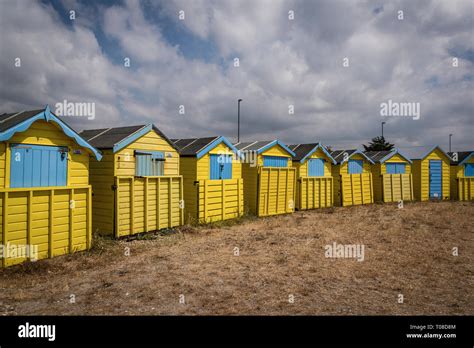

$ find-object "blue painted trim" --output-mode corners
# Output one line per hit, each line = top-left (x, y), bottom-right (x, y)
(113, 124), (152, 154)
(341, 150), (374, 164)
(379, 148), (412, 164)
(300, 143), (336, 164)
(0, 106), (102, 161)
(257, 140), (296, 157)
(196, 136), (244, 160)
(459, 151), (474, 165)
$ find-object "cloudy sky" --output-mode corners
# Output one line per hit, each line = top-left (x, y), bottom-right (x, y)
(0, 0), (472, 150)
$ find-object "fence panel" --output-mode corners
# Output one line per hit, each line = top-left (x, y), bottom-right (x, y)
(340, 173), (373, 206)
(257, 167), (296, 216)
(381, 174), (414, 202)
(298, 177), (333, 210)
(197, 178), (244, 223)
(115, 176), (183, 237)
(1, 185), (91, 267)
(458, 177), (474, 201)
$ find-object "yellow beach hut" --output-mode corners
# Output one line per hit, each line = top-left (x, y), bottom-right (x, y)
(330, 149), (374, 207)
(234, 140), (296, 217)
(0, 106), (102, 267)
(80, 124), (183, 237)
(448, 151), (474, 201)
(171, 136), (243, 224)
(405, 146), (451, 201)
(364, 149), (414, 203)
(288, 143), (336, 210)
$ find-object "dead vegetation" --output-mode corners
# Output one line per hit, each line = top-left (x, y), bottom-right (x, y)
(0, 201), (473, 315)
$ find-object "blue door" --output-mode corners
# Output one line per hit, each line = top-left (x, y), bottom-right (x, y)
(308, 158), (325, 176)
(10, 144), (68, 188)
(210, 154), (232, 180)
(348, 159), (363, 174)
(465, 163), (474, 177)
(263, 156), (288, 167)
(429, 160), (442, 198)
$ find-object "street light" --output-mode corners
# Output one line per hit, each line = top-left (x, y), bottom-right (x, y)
(381, 121), (386, 138)
(449, 134), (453, 152)
(237, 99), (243, 143)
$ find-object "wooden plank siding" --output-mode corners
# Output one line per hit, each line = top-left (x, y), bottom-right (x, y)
(179, 142), (244, 224)
(412, 148), (451, 201)
(293, 147), (334, 210)
(115, 176), (183, 237)
(332, 154), (374, 206)
(1, 119), (93, 267)
(89, 129), (183, 236)
(450, 154), (474, 201)
(371, 154), (414, 203)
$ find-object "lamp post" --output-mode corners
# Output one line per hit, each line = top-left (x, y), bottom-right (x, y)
(237, 99), (243, 143)
(449, 134), (453, 152)
(381, 121), (386, 138)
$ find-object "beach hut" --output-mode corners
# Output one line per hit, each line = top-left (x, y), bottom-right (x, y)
(330, 150), (374, 207)
(404, 146), (451, 201)
(364, 149), (414, 203)
(448, 151), (474, 201)
(288, 143), (336, 210)
(234, 140), (296, 217)
(171, 136), (243, 224)
(80, 124), (183, 237)
(0, 106), (101, 267)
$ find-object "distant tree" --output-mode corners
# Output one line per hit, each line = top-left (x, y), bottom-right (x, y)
(363, 136), (395, 151)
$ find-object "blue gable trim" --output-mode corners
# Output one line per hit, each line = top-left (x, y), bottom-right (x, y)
(379, 148), (412, 164)
(196, 136), (244, 160)
(341, 150), (374, 164)
(300, 144), (336, 164)
(0, 106), (102, 161)
(112, 124), (152, 153)
(257, 140), (296, 157)
(459, 151), (474, 165)
(412, 145), (450, 161)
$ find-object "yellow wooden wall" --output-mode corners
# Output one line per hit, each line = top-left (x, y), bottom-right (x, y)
(241, 144), (295, 216)
(293, 148), (333, 210)
(332, 154), (373, 206)
(115, 176), (183, 236)
(450, 155), (474, 200)
(89, 129), (181, 236)
(179, 142), (243, 224)
(371, 154), (413, 202)
(412, 148), (451, 201)
(0, 120), (90, 188)
(1, 120), (92, 267)
(114, 130), (179, 177)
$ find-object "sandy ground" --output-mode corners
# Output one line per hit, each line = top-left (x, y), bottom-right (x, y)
(0, 201), (473, 315)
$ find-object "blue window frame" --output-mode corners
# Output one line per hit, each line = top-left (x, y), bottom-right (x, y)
(210, 154), (232, 180)
(10, 144), (68, 188)
(348, 159), (363, 174)
(465, 163), (474, 177)
(135, 151), (164, 176)
(263, 156), (288, 167)
(308, 158), (325, 176)
(386, 163), (406, 174)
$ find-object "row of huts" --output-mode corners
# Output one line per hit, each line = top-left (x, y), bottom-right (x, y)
(1, 106), (473, 266)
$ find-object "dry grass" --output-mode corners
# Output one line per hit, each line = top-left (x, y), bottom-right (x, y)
(0, 201), (473, 315)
